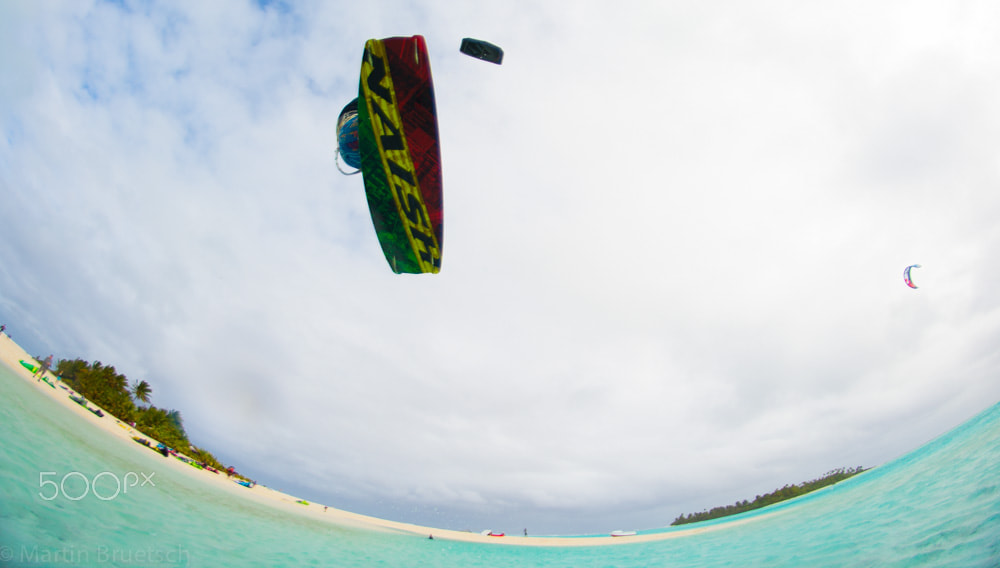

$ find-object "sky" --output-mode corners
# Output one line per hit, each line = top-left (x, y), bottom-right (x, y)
(2, 0), (1000, 535)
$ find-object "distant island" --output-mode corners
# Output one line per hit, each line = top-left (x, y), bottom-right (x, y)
(50, 357), (245, 479)
(672, 467), (868, 526)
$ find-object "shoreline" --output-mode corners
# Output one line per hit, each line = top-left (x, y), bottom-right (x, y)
(0, 331), (754, 547)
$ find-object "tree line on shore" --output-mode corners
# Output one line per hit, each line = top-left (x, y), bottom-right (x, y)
(671, 466), (868, 526)
(52, 357), (234, 474)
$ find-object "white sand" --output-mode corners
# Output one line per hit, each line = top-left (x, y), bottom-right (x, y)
(1, 331), (753, 547)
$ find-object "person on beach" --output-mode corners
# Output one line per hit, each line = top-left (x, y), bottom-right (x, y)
(35, 354), (53, 380)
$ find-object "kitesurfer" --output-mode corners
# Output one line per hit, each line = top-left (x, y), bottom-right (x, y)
(35, 354), (53, 380)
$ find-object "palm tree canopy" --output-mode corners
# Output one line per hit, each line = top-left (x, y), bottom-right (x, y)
(131, 380), (152, 404)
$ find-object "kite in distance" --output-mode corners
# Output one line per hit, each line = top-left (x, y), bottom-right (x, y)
(904, 264), (921, 289)
(460, 38), (504, 64)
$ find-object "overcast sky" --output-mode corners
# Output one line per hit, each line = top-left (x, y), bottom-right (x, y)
(3, 0), (1000, 535)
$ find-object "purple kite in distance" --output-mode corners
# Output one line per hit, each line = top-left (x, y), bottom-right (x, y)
(904, 264), (921, 289)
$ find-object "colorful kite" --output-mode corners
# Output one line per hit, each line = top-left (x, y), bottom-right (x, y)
(335, 99), (362, 174)
(904, 264), (921, 289)
(337, 36), (444, 274)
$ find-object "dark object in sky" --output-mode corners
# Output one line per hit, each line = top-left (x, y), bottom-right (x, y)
(460, 38), (503, 64)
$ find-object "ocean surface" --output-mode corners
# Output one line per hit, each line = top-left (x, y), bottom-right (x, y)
(1, 362), (998, 568)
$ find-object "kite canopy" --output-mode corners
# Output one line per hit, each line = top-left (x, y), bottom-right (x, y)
(904, 264), (921, 289)
(336, 99), (362, 172)
(351, 35), (444, 274)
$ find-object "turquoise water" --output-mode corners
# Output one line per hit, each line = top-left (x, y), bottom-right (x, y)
(1, 362), (998, 567)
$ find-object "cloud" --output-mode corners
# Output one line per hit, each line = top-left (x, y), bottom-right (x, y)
(2, 0), (1000, 534)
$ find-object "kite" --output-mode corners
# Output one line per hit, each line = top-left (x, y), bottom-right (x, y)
(336, 35), (444, 274)
(904, 264), (921, 289)
(336, 99), (361, 173)
(459, 38), (504, 65)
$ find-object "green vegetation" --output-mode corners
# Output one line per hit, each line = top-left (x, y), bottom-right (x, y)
(54, 357), (239, 476)
(131, 380), (152, 404)
(671, 467), (868, 526)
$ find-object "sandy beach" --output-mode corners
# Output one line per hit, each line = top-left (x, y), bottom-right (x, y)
(0, 331), (749, 547)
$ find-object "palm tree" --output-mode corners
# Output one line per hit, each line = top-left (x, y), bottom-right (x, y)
(131, 380), (152, 405)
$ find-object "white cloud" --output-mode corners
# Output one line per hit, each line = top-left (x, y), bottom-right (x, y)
(2, 0), (1000, 534)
